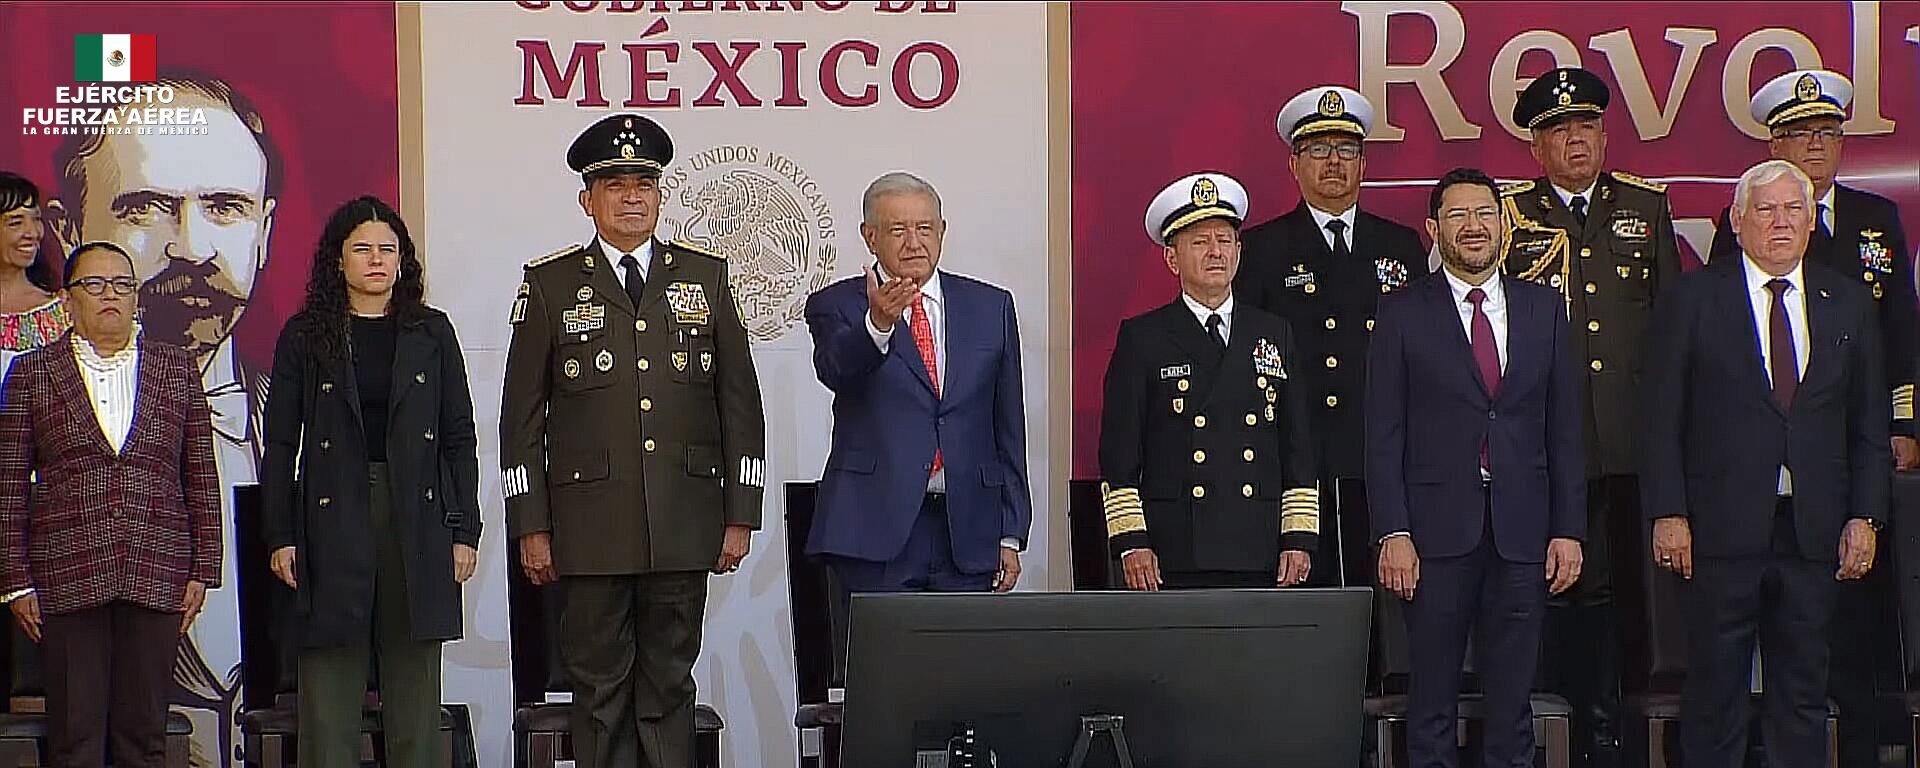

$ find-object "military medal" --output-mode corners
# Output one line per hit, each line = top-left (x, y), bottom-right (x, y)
(563, 358), (581, 379)
(673, 351), (688, 371)
(562, 303), (607, 334)
(1861, 230), (1892, 274)
(1253, 338), (1287, 379)
(1265, 404), (1275, 422)
(665, 281), (713, 325)
(1375, 258), (1409, 289)
(510, 282), (530, 325)
(594, 349), (613, 372)
(577, 286), (593, 302)
(700, 351), (713, 372)
(1610, 212), (1648, 242)
(1172, 398), (1185, 414)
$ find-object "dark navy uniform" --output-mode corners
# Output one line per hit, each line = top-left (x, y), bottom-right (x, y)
(1102, 171), (1319, 588)
(1502, 67), (1679, 768)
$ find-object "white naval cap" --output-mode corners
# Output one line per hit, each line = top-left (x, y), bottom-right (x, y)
(1145, 172), (1249, 247)
(1275, 85), (1374, 146)
(1751, 69), (1852, 129)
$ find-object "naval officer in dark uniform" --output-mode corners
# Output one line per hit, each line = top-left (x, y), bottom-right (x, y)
(1100, 171), (1319, 590)
(499, 113), (768, 768)
(1235, 85), (1429, 587)
(1706, 68), (1916, 768)
(1500, 67), (1680, 768)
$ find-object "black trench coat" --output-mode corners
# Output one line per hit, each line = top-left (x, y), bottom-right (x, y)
(261, 308), (482, 647)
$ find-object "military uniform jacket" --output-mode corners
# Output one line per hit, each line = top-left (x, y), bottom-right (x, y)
(1236, 202), (1429, 478)
(1501, 171), (1680, 478)
(500, 238), (767, 575)
(1098, 301), (1319, 573)
(1706, 184), (1915, 435)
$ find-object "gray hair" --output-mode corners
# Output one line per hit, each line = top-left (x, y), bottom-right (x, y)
(1732, 159), (1814, 216)
(861, 171), (942, 224)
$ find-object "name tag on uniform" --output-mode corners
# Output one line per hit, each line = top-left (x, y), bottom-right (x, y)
(562, 303), (606, 334)
(1159, 364), (1191, 380)
(665, 282), (712, 325)
(1284, 273), (1316, 288)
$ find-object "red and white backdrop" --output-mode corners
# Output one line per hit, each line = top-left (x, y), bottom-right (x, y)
(1070, 0), (1920, 476)
(2, 1), (1919, 766)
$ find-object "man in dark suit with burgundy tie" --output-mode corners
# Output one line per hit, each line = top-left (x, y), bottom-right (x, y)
(1642, 159), (1890, 768)
(1367, 168), (1586, 768)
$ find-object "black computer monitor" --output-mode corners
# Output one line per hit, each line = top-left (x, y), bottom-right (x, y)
(841, 587), (1372, 767)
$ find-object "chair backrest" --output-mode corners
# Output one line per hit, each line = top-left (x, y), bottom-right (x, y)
(1065, 479), (1118, 590)
(5, 622), (39, 700)
(783, 482), (837, 704)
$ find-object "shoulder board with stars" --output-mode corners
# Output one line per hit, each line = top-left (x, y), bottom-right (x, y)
(1609, 171), (1667, 194)
(670, 239), (726, 260)
(1499, 179), (1536, 196)
(525, 244), (583, 270)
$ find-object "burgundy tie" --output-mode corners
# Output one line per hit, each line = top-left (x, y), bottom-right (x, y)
(1467, 287), (1500, 470)
(1766, 278), (1798, 410)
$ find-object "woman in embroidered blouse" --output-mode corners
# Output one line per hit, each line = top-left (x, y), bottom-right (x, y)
(0, 172), (72, 386)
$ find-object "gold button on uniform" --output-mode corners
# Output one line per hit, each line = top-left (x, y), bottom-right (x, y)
(1580, 247), (1593, 258)
(1242, 484), (1254, 497)
(1587, 320), (1600, 332)
(1177, 379), (1190, 392)
(1326, 395), (1339, 407)
(1192, 485), (1206, 499)
(1304, 283), (1318, 294)
(644, 439), (657, 452)
(1246, 413), (1258, 426)
(1325, 317), (1337, 330)
(641, 398), (653, 411)
(1243, 448), (1255, 461)
(1325, 356), (1338, 369)
(638, 358), (650, 372)
(423, 430), (435, 441)
(319, 439), (331, 450)
(318, 497), (332, 508)
(1865, 271), (1876, 282)
(1194, 415), (1207, 428)
(1584, 282), (1597, 295)
(635, 319), (647, 332)
(1193, 450), (1207, 463)
(1591, 359), (1604, 372)
(1366, 319), (1376, 332)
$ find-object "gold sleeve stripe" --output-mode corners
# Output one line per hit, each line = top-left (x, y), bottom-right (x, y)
(1102, 485), (1143, 516)
(1280, 487), (1320, 506)
(1106, 511), (1147, 538)
(1894, 385), (1914, 420)
(1281, 511), (1320, 534)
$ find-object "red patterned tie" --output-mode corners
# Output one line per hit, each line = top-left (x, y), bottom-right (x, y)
(910, 294), (943, 474)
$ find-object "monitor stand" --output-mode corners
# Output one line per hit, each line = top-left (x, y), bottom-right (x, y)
(1065, 714), (1136, 768)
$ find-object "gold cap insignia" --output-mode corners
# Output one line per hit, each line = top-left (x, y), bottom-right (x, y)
(1795, 73), (1820, 102)
(1318, 90), (1344, 117)
(1191, 177), (1219, 207)
(624, 117), (633, 128)
(620, 144), (635, 159)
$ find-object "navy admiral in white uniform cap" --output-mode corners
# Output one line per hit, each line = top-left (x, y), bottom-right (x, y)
(1099, 171), (1320, 590)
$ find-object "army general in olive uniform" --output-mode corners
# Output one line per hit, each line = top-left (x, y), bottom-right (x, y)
(1101, 171), (1319, 590)
(500, 114), (767, 768)
(1500, 67), (1680, 768)
(1235, 85), (1429, 587)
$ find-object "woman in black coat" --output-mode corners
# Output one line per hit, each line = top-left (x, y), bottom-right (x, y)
(259, 196), (481, 768)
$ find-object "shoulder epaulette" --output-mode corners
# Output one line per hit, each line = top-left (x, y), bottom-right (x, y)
(1499, 179), (1536, 196)
(1610, 171), (1667, 193)
(524, 244), (582, 269)
(670, 238), (725, 260)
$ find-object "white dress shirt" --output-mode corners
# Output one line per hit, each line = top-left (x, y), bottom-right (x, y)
(1552, 179), (1599, 218)
(74, 333), (140, 454)
(1743, 255), (1810, 495)
(1442, 269), (1509, 373)
(1181, 291), (1234, 345)
(1306, 204), (1359, 252)
(600, 236), (654, 289)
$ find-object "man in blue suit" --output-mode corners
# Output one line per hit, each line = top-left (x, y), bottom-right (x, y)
(1641, 159), (1890, 768)
(804, 171), (1033, 653)
(1367, 168), (1586, 768)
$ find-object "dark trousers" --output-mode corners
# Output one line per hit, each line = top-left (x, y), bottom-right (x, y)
(1404, 496), (1548, 768)
(42, 600), (181, 768)
(560, 571), (710, 768)
(1543, 476), (1626, 767)
(1160, 570), (1274, 589)
(297, 463), (444, 768)
(1680, 500), (1837, 768)
(824, 494), (994, 681)
(1827, 545), (1895, 768)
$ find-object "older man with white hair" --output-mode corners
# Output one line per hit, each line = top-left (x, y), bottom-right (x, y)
(1640, 159), (1891, 768)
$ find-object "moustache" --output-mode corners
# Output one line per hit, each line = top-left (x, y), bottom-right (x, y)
(139, 258), (249, 358)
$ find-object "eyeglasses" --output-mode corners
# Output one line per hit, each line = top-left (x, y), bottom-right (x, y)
(1441, 207), (1502, 226)
(1773, 127), (1843, 142)
(67, 276), (138, 296)
(1297, 143), (1363, 160)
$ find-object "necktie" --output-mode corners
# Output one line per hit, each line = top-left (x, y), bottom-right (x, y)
(1467, 287), (1500, 470)
(1205, 312), (1226, 349)
(1766, 278), (1798, 410)
(1816, 202), (1833, 243)
(619, 254), (646, 308)
(1326, 219), (1350, 259)
(1569, 195), (1588, 229)
(909, 294), (943, 474)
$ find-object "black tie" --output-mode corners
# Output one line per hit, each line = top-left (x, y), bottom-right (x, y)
(1569, 195), (1588, 229)
(1205, 313), (1226, 349)
(619, 254), (646, 308)
(1766, 278), (1798, 410)
(1326, 219), (1350, 259)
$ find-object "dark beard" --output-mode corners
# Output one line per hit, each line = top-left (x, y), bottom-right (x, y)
(138, 258), (248, 360)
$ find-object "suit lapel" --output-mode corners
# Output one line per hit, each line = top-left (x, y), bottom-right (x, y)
(584, 240), (635, 318)
(1530, 177), (1583, 240)
(1425, 276), (1489, 399)
(1580, 176), (1618, 249)
(388, 321), (436, 411)
(1291, 203), (1335, 263)
(635, 238), (678, 315)
(49, 336), (114, 456)
(1196, 311), (1255, 413)
(1496, 275), (1534, 403)
(1800, 267), (1842, 395)
(889, 274), (940, 397)
(1718, 267), (1784, 417)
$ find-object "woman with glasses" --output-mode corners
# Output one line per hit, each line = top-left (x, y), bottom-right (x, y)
(259, 196), (481, 768)
(0, 172), (71, 390)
